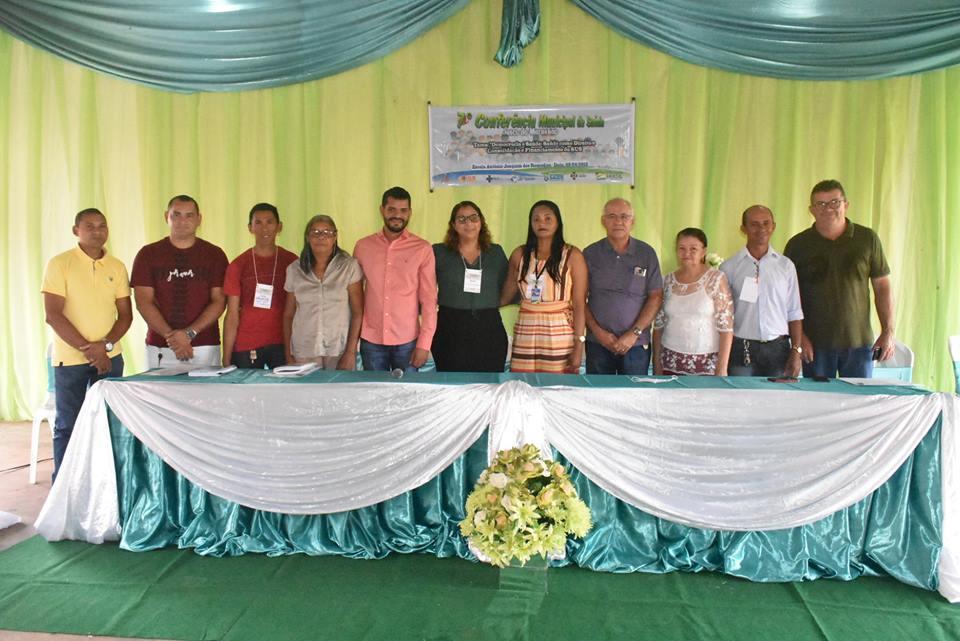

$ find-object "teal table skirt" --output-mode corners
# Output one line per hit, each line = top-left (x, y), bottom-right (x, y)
(108, 411), (941, 590)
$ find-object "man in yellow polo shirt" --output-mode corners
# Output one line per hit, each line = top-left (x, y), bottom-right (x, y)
(41, 208), (132, 481)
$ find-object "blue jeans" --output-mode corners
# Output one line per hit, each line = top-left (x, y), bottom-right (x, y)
(53, 354), (124, 480)
(359, 339), (418, 373)
(803, 346), (874, 379)
(585, 341), (651, 376)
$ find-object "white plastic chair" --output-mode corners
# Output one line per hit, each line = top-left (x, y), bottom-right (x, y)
(949, 335), (960, 394)
(29, 344), (56, 484)
(872, 340), (915, 383)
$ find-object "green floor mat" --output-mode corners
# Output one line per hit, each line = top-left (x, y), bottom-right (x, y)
(1, 536), (958, 641)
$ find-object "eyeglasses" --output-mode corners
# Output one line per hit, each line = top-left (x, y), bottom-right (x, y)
(604, 213), (633, 222)
(455, 214), (480, 224)
(812, 198), (846, 210)
(309, 229), (337, 238)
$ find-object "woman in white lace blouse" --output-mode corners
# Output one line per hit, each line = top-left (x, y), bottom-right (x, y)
(653, 228), (734, 376)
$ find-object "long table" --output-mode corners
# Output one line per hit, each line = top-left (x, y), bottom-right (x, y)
(34, 371), (960, 602)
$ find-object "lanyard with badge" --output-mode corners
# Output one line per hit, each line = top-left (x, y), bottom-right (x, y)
(739, 260), (759, 303)
(526, 257), (547, 303)
(251, 249), (280, 309)
(462, 253), (482, 294)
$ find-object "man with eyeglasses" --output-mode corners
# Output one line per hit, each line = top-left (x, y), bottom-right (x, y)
(131, 195), (229, 368)
(720, 205), (804, 377)
(583, 197), (663, 375)
(352, 186), (437, 372)
(783, 180), (895, 378)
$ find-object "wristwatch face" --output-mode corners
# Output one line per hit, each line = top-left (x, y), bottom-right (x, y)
(104, 341), (114, 352)
(633, 328), (642, 337)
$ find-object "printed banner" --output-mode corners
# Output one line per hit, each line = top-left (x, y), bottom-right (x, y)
(428, 103), (635, 188)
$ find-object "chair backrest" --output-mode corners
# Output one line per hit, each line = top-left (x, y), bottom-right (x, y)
(873, 340), (914, 383)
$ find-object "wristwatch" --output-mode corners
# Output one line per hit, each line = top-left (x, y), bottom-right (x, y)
(578, 335), (586, 343)
(185, 328), (198, 342)
(104, 341), (114, 352)
(632, 327), (643, 338)
(792, 345), (802, 354)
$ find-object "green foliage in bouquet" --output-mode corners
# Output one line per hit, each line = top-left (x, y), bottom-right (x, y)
(459, 444), (592, 567)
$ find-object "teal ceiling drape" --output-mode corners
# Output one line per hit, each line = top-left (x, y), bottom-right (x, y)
(2, 1), (960, 92)
(565, 0), (960, 80)
(0, 0), (469, 92)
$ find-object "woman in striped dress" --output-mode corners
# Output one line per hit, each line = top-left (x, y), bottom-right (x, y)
(500, 200), (588, 373)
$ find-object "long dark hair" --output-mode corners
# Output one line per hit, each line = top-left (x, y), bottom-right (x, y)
(443, 201), (492, 253)
(299, 214), (341, 274)
(520, 200), (566, 285)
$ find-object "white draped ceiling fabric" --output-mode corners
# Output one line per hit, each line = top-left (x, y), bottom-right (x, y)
(35, 379), (960, 601)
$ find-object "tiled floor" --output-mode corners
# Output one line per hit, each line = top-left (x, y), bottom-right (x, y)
(0, 421), (167, 641)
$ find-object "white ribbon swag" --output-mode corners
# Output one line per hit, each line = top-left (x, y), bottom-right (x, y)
(34, 378), (960, 600)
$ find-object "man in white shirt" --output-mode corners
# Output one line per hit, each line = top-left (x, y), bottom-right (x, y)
(720, 205), (804, 377)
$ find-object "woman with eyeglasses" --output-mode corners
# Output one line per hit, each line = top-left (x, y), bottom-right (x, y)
(431, 201), (509, 372)
(282, 215), (364, 369)
(500, 200), (588, 374)
(652, 228), (733, 376)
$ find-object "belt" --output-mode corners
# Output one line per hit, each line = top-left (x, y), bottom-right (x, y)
(736, 335), (789, 344)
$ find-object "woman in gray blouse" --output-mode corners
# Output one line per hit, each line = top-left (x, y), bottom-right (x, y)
(432, 201), (509, 372)
(282, 215), (363, 369)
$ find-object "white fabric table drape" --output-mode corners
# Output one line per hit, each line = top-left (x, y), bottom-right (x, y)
(34, 378), (960, 601)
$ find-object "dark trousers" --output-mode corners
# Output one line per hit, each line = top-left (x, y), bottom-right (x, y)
(803, 346), (874, 379)
(53, 354), (124, 481)
(360, 338), (418, 373)
(585, 341), (651, 376)
(729, 336), (791, 377)
(232, 343), (286, 369)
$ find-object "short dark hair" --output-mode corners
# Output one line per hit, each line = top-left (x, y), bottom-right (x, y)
(167, 194), (200, 212)
(74, 208), (105, 226)
(810, 179), (846, 202)
(381, 186), (411, 207)
(676, 227), (708, 247)
(444, 201), (492, 253)
(740, 205), (774, 227)
(248, 202), (279, 225)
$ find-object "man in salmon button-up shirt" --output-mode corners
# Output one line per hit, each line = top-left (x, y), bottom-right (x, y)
(353, 186), (437, 373)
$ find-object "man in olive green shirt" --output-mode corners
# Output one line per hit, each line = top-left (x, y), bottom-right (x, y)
(783, 179), (895, 378)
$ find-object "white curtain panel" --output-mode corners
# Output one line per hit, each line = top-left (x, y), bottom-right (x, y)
(104, 380), (493, 513)
(542, 387), (942, 529)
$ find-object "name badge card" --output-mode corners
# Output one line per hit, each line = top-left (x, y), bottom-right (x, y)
(254, 283), (274, 309)
(739, 277), (759, 303)
(463, 268), (482, 293)
(526, 275), (545, 303)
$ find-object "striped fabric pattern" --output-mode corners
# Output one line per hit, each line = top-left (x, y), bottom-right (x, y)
(510, 301), (575, 373)
(510, 246), (575, 373)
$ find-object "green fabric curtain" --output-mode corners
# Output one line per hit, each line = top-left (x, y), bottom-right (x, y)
(513, 1), (960, 80)
(0, 0), (469, 92)
(108, 413), (942, 590)
(2, 1), (960, 419)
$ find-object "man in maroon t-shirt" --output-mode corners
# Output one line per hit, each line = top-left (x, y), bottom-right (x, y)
(222, 203), (297, 369)
(131, 194), (228, 368)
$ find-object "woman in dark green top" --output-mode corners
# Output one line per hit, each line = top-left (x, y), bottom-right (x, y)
(432, 201), (509, 372)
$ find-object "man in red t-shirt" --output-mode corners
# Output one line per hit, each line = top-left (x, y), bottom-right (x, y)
(222, 203), (298, 369)
(131, 195), (228, 368)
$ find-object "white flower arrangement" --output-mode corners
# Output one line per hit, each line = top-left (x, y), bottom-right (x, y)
(460, 444), (592, 567)
(706, 252), (724, 268)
